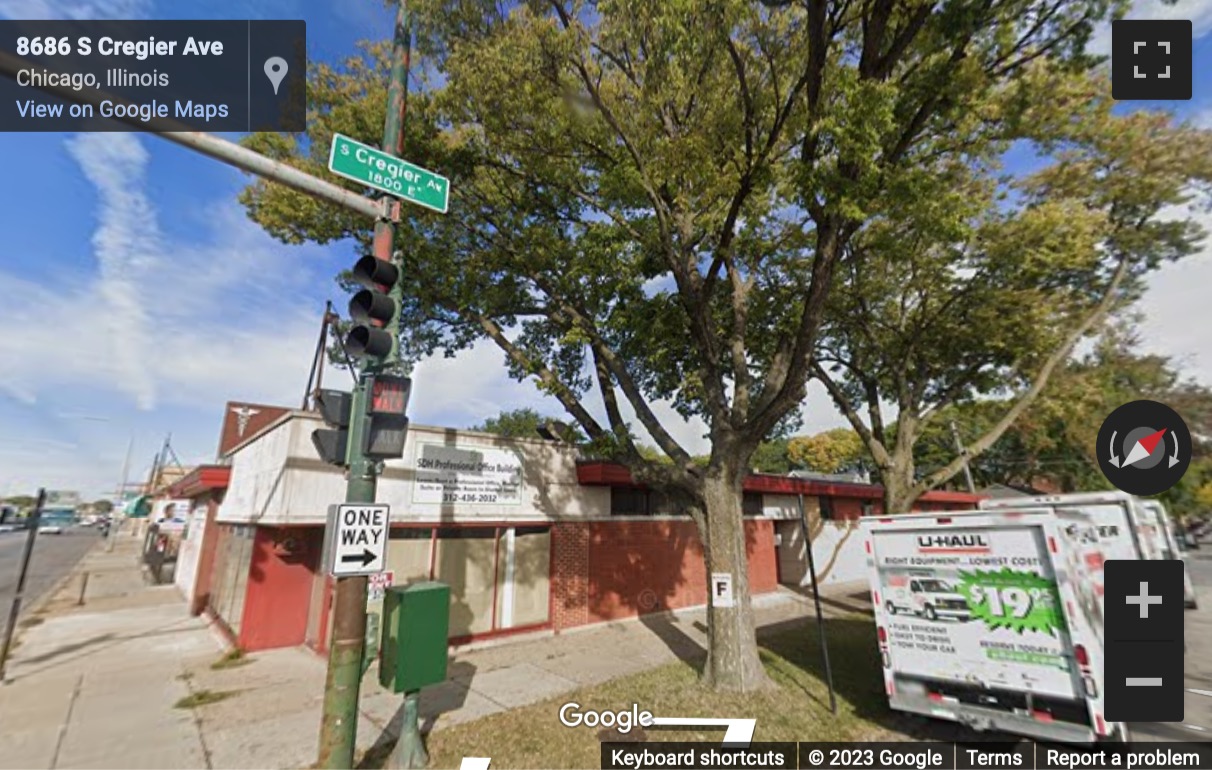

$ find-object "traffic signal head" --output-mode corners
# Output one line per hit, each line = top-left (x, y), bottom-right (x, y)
(346, 255), (401, 362)
(312, 388), (353, 466)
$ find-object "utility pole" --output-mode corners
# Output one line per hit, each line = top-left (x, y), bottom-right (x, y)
(108, 434), (134, 552)
(0, 488), (46, 682)
(950, 419), (977, 495)
(317, 2), (412, 767)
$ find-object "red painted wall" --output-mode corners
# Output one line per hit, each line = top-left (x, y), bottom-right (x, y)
(239, 527), (319, 651)
(189, 492), (223, 616)
(578, 519), (777, 625)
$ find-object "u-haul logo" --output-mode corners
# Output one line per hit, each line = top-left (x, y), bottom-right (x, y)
(916, 534), (990, 552)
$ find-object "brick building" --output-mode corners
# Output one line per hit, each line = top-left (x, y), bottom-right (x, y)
(193, 408), (980, 653)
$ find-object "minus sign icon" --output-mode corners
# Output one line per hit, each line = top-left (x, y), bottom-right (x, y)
(1126, 678), (1164, 686)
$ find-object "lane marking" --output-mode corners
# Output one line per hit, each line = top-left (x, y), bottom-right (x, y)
(1188, 688), (1212, 698)
(1184, 724), (1208, 732)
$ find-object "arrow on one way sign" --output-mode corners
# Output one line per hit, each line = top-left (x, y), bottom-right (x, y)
(341, 548), (377, 567)
(328, 503), (389, 577)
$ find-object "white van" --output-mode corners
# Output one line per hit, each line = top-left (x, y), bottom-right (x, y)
(1138, 499), (1198, 609)
(862, 508), (1124, 744)
(981, 492), (1197, 609)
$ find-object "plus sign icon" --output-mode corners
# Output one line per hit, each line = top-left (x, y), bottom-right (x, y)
(1112, 19), (1192, 101)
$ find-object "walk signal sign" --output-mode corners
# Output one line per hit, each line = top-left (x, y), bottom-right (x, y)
(310, 380), (411, 465)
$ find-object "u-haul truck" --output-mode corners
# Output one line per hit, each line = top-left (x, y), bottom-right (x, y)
(862, 508), (1125, 744)
(981, 491), (1197, 609)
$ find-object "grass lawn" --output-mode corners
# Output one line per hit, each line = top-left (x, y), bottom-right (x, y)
(388, 613), (902, 770)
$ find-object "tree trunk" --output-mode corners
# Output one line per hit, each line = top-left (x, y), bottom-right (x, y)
(700, 464), (772, 692)
(881, 460), (917, 516)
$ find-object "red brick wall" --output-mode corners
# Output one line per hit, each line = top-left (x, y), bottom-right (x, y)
(551, 523), (590, 630)
(831, 498), (867, 520)
(550, 519), (777, 629)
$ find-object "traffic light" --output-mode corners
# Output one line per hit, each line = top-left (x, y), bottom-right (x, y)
(347, 255), (400, 362)
(366, 375), (411, 460)
(311, 378), (411, 465)
(312, 389), (353, 466)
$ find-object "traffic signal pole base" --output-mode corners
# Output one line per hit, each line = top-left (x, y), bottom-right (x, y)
(388, 691), (427, 769)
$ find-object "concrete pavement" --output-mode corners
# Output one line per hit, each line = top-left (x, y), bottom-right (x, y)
(0, 525), (867, 769)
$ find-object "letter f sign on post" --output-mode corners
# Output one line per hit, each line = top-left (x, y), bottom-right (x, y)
(328, 503), (389, 577)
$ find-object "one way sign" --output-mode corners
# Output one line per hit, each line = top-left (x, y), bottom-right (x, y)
(328, 503), (389, 577)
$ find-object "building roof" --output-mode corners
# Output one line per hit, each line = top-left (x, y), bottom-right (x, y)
(575, 461), (984, 504)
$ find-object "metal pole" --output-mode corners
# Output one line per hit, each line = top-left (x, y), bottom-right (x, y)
(317, 2), (412, 767)
(950, 419), (977, 495)
(0, 489), (47, 682)
(109, 433), (134, 552)
(796, 494), (837, 715)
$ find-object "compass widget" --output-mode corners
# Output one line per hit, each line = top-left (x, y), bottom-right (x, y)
(1097, 399), (1191, 495)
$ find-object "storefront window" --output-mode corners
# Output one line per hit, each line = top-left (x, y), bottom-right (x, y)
(742, 492), (763, 517)
(819, 496), (835, 520)
(610, 487), (649, 516)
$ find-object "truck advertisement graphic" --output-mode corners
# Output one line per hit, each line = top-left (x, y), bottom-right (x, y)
(865, 510), (1116, 744)
(872, 526), (1074, 699)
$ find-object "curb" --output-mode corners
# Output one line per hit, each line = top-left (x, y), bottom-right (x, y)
(21, 533), (108, 619)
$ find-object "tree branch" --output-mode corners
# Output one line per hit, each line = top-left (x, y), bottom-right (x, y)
(811, 360), (893, 469)
(918, 253), (1133, 492)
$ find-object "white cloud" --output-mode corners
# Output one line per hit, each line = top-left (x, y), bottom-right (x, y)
(1136, 204), (1212, 384)
(1089, 0), (1212, 57)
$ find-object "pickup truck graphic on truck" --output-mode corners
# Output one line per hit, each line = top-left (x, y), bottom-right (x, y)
(884, 575), (972, 621)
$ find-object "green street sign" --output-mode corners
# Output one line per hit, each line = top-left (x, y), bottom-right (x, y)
(327, 133), (449, 214)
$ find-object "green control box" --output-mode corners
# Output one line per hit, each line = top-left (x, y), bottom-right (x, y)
(379, 581), (450, 693)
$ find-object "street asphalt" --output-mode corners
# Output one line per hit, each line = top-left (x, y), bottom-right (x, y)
(0, 526), (100, 628)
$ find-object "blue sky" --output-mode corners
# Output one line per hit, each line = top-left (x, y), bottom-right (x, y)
(2, 0), (1212, 499)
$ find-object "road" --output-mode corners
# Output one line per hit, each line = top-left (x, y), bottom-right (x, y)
(0, 527), (100, 629)
(1130, 544), (1212, 740)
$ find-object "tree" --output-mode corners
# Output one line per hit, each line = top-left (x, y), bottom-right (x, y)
(91, 500), (115, 514)
(471, 407), (583, 441)
(241, 0), (1132, 691)
(748, 439), (791, 474)
(788, 428), (864, 474)
(813, 96), (1212, 513)
(912, 322), (1186, 494)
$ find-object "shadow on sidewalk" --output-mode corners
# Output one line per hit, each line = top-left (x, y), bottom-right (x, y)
(783, 585), (873, 616)
(357, 659), (477, 769)
(636, 613), (707, 671)
(14, 633), (116, 666)
(9, 618), (200, 681)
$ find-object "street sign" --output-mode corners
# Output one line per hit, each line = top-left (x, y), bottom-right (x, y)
(328, 503), (389, 577)
(328, 133), (450, 214)
(369, 570), (395, 602)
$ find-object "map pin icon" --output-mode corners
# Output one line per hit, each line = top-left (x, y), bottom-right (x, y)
(264, 56), (288, 95)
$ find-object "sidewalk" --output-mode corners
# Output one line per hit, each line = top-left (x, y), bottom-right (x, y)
(0, 531), (871, 770)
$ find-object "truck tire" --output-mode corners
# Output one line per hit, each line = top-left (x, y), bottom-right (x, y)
(924, 605), (937, 621)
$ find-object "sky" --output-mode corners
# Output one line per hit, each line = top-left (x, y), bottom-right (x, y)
(2, 0), (1212, 499)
